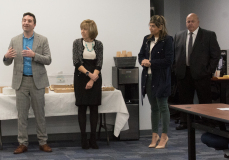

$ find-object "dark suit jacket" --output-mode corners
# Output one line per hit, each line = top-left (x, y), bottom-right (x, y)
(174, 27), (220, 80)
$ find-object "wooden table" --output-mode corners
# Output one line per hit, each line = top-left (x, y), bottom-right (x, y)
(170, 103), (229, 160)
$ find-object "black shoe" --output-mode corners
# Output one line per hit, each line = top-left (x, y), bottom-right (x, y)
(176, 123), (187, 130)
(81, 133), (89, 149)
(89, 134), (99, 149)
(224, 154), (229, 158)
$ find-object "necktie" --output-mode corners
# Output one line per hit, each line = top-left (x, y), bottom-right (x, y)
(188, 32), (193, 66)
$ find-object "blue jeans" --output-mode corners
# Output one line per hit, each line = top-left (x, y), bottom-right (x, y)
(146, 74), (170, 133)
(201, 132), (229, 150)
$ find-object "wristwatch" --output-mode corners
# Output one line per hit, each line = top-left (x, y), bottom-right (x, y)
(86, 71), (89, 76)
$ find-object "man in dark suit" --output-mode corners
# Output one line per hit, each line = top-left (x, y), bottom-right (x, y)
(174, 13), (220, 130)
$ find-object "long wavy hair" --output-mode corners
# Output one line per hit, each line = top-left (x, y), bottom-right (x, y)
(148, 15), (168, 41)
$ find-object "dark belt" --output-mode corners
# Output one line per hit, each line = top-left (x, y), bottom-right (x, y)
(186, 66), (190, 69)
(23, 74), (33, 77)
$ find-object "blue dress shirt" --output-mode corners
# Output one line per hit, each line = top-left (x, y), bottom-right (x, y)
(23, 33), (34, 75)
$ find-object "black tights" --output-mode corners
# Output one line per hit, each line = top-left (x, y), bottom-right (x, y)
(78, 105), (98, 134)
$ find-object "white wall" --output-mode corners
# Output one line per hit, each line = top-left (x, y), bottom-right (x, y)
(180, 0), (229, 50)
(0, 0), (151, 135)
(0, 0), (149, 85)
(164, 0), (180, 37)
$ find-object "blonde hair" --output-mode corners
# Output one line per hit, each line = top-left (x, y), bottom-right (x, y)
(148, 15), (168, 41)
(80, 19), (98, 39)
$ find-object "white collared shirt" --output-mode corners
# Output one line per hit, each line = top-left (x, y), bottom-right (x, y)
(148, 37), (158, 74)
(186, 27), (199, 66)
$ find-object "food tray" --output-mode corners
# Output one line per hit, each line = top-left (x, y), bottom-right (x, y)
(54, 88), (74, 93)
(102, 87), (115, 91)
(45, 87), (49, 93)
(0, 86), (7, 93)
(50, 84), (74, 91)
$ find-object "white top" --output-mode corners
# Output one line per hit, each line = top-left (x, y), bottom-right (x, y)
(148, 37), (158, 74)
(83, 40), (96, 59)
(186, 27), (199, 66)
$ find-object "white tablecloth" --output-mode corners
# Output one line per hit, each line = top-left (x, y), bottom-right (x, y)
(0, 90), (129, 137)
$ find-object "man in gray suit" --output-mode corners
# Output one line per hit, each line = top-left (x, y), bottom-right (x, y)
(174, 13), (220, 130)
(3, 12), (52, 154)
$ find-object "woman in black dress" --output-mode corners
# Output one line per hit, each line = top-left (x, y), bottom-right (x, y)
(72, 19), (103, 149)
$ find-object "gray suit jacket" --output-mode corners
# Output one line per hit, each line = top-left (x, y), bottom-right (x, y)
(3, 32), (52, 90)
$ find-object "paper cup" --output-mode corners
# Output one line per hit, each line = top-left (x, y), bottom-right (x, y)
(121, 50), (127, 57)
(127, 51), (132, 57)
(214, 70), (221, 77)
(116, 51), (121, 57)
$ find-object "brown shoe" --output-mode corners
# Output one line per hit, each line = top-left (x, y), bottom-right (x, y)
(14, 145), (28, 154)
(39, 144), (52, 152)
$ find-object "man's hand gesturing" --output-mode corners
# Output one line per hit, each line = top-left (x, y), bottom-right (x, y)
(22, 46), (35, 57)
(5, 47), (17, 58)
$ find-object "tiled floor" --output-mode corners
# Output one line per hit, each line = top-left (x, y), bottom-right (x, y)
(0, 120), (227, 160)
